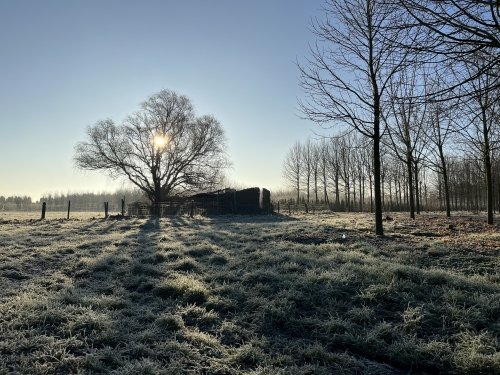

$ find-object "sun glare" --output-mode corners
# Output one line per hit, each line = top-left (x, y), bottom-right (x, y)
(153, 134), (168, 149)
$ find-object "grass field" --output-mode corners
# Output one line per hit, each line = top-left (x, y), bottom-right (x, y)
(0, 211), (499, 374)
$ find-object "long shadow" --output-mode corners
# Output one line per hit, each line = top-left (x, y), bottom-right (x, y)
(3, 214), (498, 374)
(0, 216), (173, 373)
(203, 213), (299, 224)
(210, 219), (500, 374)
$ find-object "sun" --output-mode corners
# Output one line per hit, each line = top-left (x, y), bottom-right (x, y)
(153, 133), (169, 149)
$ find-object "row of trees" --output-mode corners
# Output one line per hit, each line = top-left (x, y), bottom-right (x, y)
(283, 137), (372, 211)
(0, 196), (33, 211)
(283, 134), (500, 214)
(39, 190), (145, 212)
(297, 0), (500, 234)
(0, 190), (145, 212)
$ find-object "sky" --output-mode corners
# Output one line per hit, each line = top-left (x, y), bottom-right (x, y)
(0, 0), (325, 201)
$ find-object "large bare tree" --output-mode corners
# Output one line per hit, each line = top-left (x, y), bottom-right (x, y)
(75, 89), (228, 209)
(299, 0), (414, 235)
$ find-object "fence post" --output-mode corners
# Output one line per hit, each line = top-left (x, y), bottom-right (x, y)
(104, 202), (109, 218)
(277, 202), (280, 214)
(121, 197), (125, 216)
(216, 192), (220, 214)
(41, 202), (46, 220)
(67, 200), (71, 220)
(288, 202), (291, 215)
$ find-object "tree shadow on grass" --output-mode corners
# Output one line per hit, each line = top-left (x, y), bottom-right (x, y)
(180, 219), (500, 375)
(1, 215), (499, 374)
(203, 213), (299, 224)
(1, 216), (176, 373)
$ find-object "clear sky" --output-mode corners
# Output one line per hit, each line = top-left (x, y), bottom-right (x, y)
(0, 0), (324, 201)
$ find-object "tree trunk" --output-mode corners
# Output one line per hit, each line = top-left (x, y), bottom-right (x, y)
(323, 172), (329, 205)
(353, 177), (357, 211)
(296, 178), (300, 204)
(335, 172), (340, 208)
(438, 176), (442, 210)
(405, 151), (415, 219)
(482, 108), (494, 224)
(398, 179), (402, 210)
(306, 174), (311, 204)
(388, 179), (393, 211)
(373, 133), (384, 236)
(438, 144), (451, 217)
(153, 179), (162, 216)
(414, 161), (421, 214)
(369, 174), (373, 213)
(314, 169), (319, 203)
(373, 86), (383, 235)
(345, 178), (350, 212)
(359, 174), (364, 212)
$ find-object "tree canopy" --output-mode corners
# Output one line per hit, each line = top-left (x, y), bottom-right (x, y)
(75, 89), (229, 205)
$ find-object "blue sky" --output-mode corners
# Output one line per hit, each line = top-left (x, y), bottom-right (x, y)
(0, 0), (324, 201)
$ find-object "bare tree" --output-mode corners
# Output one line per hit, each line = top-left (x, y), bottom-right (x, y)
(360, 142), (375, 212)
(283, 141), (303, 203)
(353, 140), (367, 211)
(423, 74), (458, 217)
(299, 0), (414, 235)
(75, 89), (228, 209)
(318, 140), (331, 205)
(312, 143), (321, 204)
(456, 53), (500, 224)
(301, 139), (314, 203)
(385, 66), (428, 218)
(328, 138), (342, 208)
(338, 136), (353, 211)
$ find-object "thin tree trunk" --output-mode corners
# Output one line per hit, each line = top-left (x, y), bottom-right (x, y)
(323, 173), (329, 205)
(314, 170), (319, 204)
(335, 172), (340, 208)
(373, 133), (384, 235)
(353, 176), (357, 211)
(398, 179), (402, 210)
(437, 143), (451, 216)
(414, 161), (421, 215)
(388, 179), (393, 211)
(369, 174), (373, 213)
(482, 107), (494, 224)
(359, 174), (364, 212)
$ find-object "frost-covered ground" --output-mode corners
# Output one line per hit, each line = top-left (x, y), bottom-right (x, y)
(0, 212), (499, 374)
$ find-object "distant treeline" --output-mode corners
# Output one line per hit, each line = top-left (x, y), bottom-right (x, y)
(1, 190), (146, 212)
(0, 195), (33, 211)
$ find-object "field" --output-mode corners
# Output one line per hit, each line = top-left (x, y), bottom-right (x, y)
(0, 211), (499, 374)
